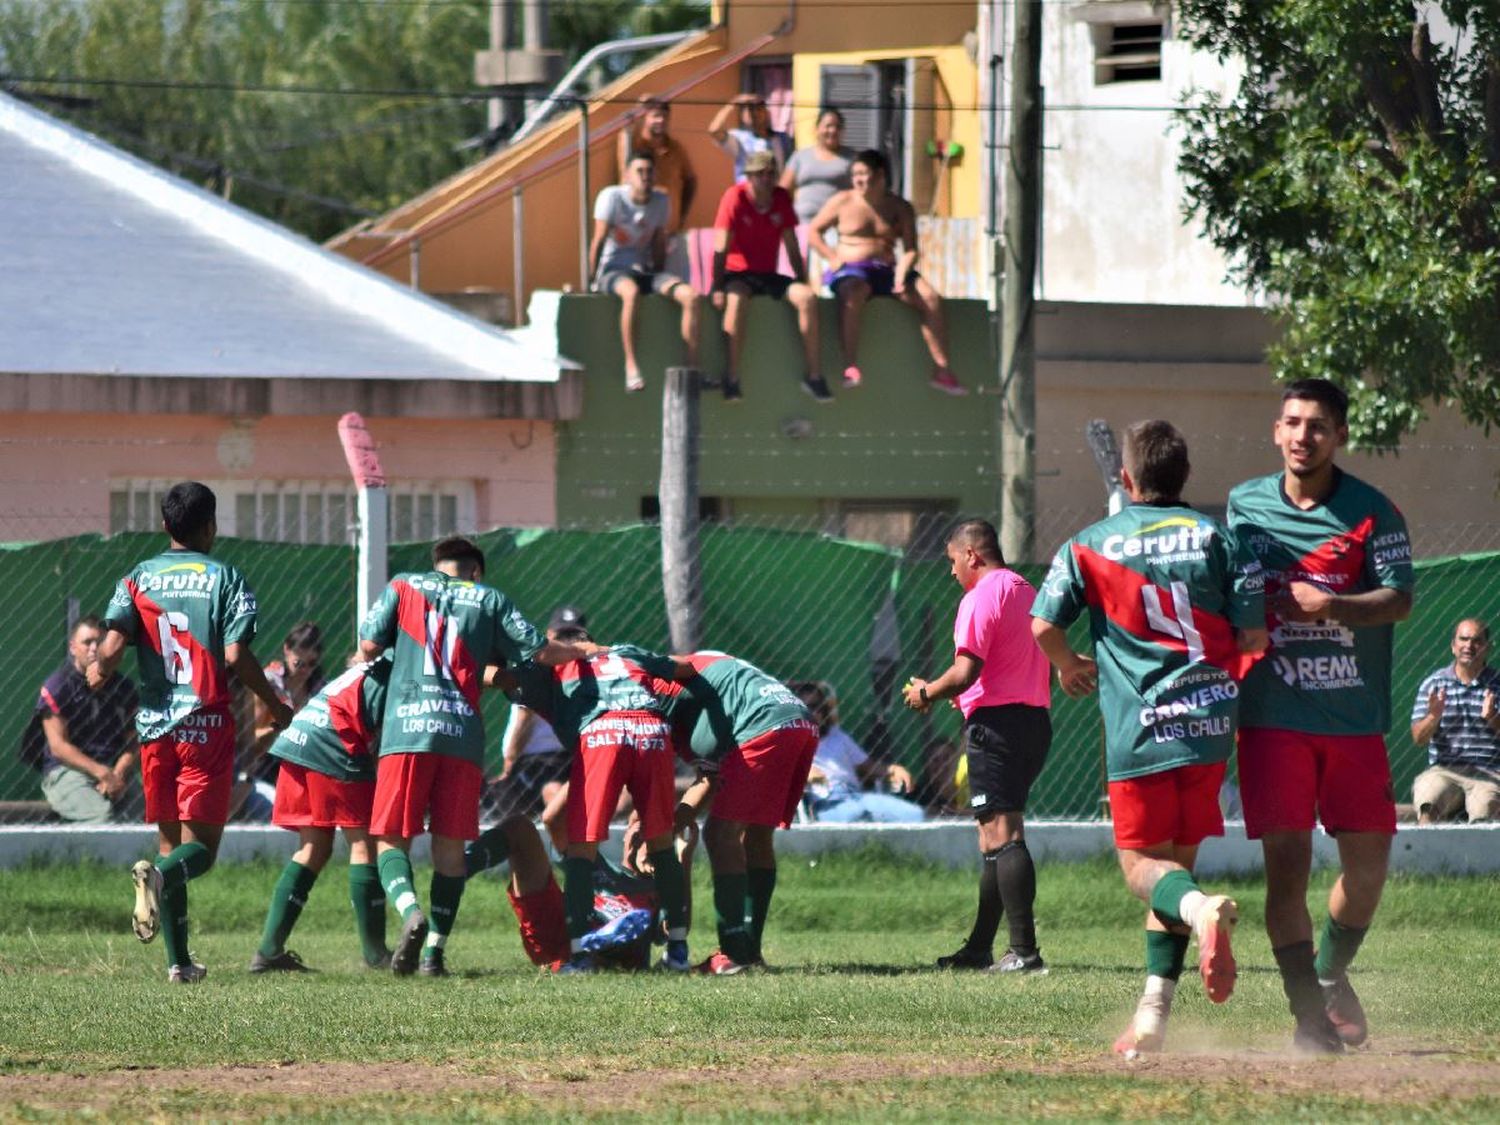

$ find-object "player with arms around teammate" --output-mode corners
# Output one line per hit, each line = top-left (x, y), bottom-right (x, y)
(94, 481), (293, 983)
(1031, 421), (1267, 1055)
(358, 536), (589, 977)
(249, 654), (394, 973)
(1228, 379), (1414, 1053)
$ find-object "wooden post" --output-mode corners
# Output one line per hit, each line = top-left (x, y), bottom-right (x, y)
(660, 366), (702, 652)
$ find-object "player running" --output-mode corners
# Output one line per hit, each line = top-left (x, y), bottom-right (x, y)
(357, 536), (589, 978)
(496, 635), (695, 973)
(1228, 379), (1414, 1053)
(1030, 421), (1267, 1055)
(93, 481), (293, 983)
(248, 654), (393, 973)
(668, 650), (819, 974)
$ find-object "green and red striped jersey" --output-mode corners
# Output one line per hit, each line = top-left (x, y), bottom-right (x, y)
(671, 651), (811, 763)
(359, 571), (544, 765)
(1031, 504), (1265, 781)
(506, 644), (683, 749)
(103, 549), (258, 741)
(1227, 469), (1414, 736)
(269, 655), (391, 783)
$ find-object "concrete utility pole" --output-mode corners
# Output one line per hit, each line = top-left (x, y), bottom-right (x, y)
(477, 1), (561, 143)
(998, 0), (1041, 563)
(659, 366), (703, 653)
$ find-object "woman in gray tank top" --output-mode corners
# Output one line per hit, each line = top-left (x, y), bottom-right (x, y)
(781, 108), (855, 224)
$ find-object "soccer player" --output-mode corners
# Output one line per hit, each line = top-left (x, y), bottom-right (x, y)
(1030, 421), (1267, 1055)
(249, 654), (393, 973)
(668, 650), (820, 974)
(357, 536), (588, 977)
(1227, 379), (1414, 1053)
(496, 638), (695, 973)
(93, 481), (293, 983)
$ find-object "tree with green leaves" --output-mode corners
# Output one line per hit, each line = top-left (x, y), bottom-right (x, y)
(1176, 2), (1500, 448)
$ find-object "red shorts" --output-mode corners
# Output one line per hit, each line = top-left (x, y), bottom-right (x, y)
(509, 878), (569, 970)
(272, 762), (376, 831)
(1238, 727), (1396, 839)
(567, 713), (674, 844)
(141, 708), (235, 825)
(369, 752), (483, 840)
(1108, 761), (1227, 850)
(710, 722), (819, 828)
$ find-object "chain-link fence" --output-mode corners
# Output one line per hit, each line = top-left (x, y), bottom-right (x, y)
(3, 511), (1498, 826)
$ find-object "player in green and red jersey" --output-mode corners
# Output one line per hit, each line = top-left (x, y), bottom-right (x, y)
(357, 536), (590, 978)
(94, 481), (293, 984)
(499, 637), (696, 973)
(1031, 422), (1267, 1056)
(667, 651), (818, 974)
(248, 654), (393, 974)
(1227, 379), (1415, 1053)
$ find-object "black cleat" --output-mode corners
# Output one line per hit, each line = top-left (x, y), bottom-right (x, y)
(800, 375), (834, 403)
(722, 377), (743, 403)
(418, 948), (448, 978)
(248, 949), (311, 974)
(1321, 975), (1369, 1047)
(936, 945), (994, 970)
(391, 909), (429, 977)
(1293, 1011), (1347, 1055)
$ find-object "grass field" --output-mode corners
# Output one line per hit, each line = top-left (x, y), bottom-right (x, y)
(1, 847), (1498, 1121)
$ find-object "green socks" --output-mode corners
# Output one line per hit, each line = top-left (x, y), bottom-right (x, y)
(712, 872), (755, 964)
(161, 881), (190, 968)
(348, 863), (387, 965)
(1314, 916), (1369, 981)
(424, 873), (466, 952)
(377, 849), (422, 922)
(257, 861), (319, 958)
(1145, 928), (1190, 981)
(563, 857), (596, 943)
(1148, 868), (1201, 927)
(746, 866), (777, 960)
(649, 847), (689, 939)
(158, 841), (212, 892)
(464, 825), (510, 878)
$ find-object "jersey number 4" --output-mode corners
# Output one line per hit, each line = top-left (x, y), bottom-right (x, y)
(1142, 582), (1204, 662)
(156, 612), (194, 685)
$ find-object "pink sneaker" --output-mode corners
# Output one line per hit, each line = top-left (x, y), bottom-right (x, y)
(842, 365), (863, 388)
(929, 369), (967, 396)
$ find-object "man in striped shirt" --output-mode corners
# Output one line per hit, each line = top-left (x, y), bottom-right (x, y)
(1411, 618), (1500, 823)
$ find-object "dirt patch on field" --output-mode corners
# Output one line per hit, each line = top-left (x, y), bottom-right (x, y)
(4, 1042), (1498, 1116)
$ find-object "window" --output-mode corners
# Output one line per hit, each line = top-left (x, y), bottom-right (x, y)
(1093, 21), (1164, 84)
(109, 479), (475, 544)
(828, 500), (955, 558)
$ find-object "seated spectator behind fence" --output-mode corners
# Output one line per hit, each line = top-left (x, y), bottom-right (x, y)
(808, 149), (966, 397)
(794, 682), (923, 823)
(709, 93), (793, 183)
(711, 150), (829, 404)
(1410, 617), (1500, 823)
(780, 108), (853, 226)
(616, 94), (697, 278)
(33, 615), (141, 822)
(590, 151), (702, 394)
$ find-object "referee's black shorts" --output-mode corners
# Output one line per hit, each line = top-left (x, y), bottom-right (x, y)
(963, 703), (1052, 819)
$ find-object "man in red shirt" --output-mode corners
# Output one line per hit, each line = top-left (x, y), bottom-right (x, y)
(711, 149), (830, 403)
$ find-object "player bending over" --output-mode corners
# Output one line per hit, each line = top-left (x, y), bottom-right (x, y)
(1030, 421), (1267, 1055)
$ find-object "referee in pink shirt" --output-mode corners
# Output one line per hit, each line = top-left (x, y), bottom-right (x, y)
(903, 519), (1053, 973)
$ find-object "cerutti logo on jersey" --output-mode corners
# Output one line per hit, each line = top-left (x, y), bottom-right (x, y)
(1101, 517), (1213, 563)
(139, 562), (215, 592)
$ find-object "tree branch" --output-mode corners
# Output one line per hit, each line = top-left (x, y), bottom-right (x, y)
(1486, 53), (1500, 173)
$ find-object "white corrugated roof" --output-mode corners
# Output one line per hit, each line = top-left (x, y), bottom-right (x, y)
(0, 91), (572, 382)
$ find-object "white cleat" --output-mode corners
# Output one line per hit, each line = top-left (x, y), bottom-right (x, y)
(1113, 987), (1171, 1059)
(131, 860), (163, 943)
(167, 961), (207, 984)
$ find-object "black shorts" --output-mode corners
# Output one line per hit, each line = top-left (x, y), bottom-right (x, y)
(963, 704), (1051, 819)
(721, 271), (794, 299)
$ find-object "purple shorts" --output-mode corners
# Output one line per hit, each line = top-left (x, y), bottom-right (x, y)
(825, 259), (914, 296)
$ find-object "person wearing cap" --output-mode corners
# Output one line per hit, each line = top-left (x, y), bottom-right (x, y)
(494, 607), (590, 818)
(709, 93), (793, 183)
(710, 150), (829, 404)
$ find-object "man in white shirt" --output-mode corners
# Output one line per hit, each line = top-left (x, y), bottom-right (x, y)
(797, 683), (922, 822)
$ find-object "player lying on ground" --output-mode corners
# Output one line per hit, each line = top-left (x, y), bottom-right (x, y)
(1031, 420), (1268, 1056)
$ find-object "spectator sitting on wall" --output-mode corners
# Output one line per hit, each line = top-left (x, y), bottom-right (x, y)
(34, 615), (141, 823)
(794, 682), (923, 823)
(1410, 617), (1500, 823)
(589, 150), (702, 394)
(710, 149), (829, 403)
(709, 93), (793, 183)
(808, 148), (966, 397)
(616, 95), (697, 277)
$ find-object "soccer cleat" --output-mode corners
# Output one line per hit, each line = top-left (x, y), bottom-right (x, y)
(248, 950), (310, 974)
(841, 365), (863, 388)
(722, 377), (743, 403)
(1321, 975), (1369, 1047)
(660, 939), (691, 972)
(936, 945), (994, 970)
(1293, 1011), (1347, 1055)
(167, 961), (207, 984)
(929, 369), (968, 396)
(990, 949), (1048, 975)
(130, 859), (163, 943)
(695, 950), (750, 976)
(580, 908), (653, 956)
(555, 952), (598, 975)
(418, 948), (448, 978)
(800, 374), (835, 403)
(365, 950), (393, 970)
(390, 909), (429, 977)
(1193, 895), (1238, 1003)
(1113, 991), (1170, 1059)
